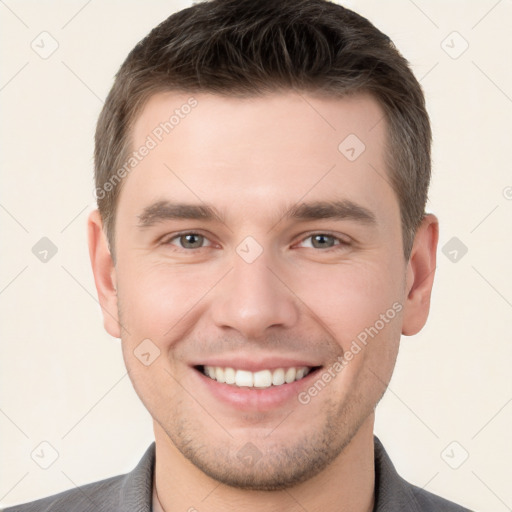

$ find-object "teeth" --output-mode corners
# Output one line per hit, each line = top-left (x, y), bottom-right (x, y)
(201, 365), (313, 388)
(253, 370), (272, 388)
(224, 367), (236, 384)
(272, 368), (285, 386)
(296, 367), (306, 380)
(235, 370), (253, 387)
(285, 367), (296, 383)
(215, 367), (225, 383)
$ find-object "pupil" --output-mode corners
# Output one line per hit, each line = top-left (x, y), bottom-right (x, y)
(313, 235), (333, 248)
(182, 234), (202, 248)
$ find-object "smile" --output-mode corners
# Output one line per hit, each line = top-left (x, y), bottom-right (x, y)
(196, 365), (322, 389)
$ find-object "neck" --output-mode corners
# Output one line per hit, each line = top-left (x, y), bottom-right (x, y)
(152, 416), (375, 512)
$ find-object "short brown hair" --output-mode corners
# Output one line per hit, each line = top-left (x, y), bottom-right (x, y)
(94, 0), (431, 262)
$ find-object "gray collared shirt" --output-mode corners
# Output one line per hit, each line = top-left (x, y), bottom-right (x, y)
(2, 437), (473, 511)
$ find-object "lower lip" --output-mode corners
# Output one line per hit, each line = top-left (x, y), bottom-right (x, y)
(191, 366), (322, 411)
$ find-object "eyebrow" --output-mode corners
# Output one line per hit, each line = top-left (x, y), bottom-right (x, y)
(136, 199), (377, 228)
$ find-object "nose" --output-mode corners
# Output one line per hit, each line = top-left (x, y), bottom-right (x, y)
(210, 249), (300, 339)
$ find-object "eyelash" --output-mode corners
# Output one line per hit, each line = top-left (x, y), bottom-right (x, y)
(161, 231), (351, 252)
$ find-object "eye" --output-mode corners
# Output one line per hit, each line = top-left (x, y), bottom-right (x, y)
(165, 232), (213, 249)
(297, 233), (348, 250)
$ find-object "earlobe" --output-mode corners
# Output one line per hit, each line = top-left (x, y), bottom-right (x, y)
(87, 209), (121, 338)
(401, 214), (439, 336)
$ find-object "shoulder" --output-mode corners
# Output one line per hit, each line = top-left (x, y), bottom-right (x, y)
(403, 478), (474, 511)
(373, 436), (474, 511)
(1, 443), (156, 512)
(1, 474), (124, 512)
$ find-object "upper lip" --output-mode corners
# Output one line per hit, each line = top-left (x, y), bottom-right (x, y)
(192, 356), (323, 372)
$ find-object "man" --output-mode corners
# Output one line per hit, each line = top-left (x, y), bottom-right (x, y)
(4, 0), (472, 510)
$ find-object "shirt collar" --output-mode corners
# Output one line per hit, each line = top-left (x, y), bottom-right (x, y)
(372, 435), (424, 511)
(118, 442), (155, 512)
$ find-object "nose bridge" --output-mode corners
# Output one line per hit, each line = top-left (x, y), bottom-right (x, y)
(211, 245), (299, 338)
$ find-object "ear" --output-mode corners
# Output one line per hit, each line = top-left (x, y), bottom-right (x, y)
(402, 214), (439, 336)
(87, 209), (121, 338)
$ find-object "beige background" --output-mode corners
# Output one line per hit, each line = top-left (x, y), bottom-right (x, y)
(1, 1), (511, 510)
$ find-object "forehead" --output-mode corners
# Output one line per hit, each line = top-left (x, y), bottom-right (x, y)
(132, 90), (386, 161)
(121, 90), (396, 227)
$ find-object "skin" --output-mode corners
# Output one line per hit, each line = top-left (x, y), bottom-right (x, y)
(88, 91), (438, 512)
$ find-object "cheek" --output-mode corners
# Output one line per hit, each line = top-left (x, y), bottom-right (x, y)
(290, 259), (405, 348)
(291, 260), (404, 402)
(116, 261), (219, 344)
(116, 240), (406, 352)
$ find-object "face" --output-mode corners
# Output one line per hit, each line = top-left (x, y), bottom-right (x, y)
(89, 90), (435, 490)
